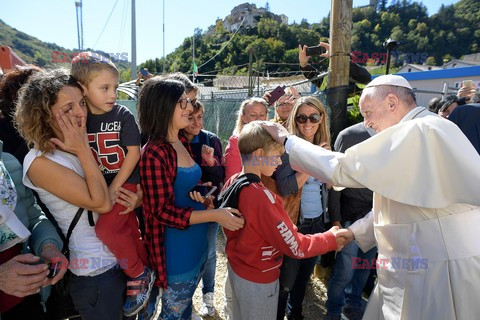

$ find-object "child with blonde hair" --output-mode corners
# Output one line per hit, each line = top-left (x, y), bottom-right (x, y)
(71, 52), (154, 317)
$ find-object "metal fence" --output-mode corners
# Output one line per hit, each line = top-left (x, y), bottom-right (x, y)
(118, 73), (459, 150)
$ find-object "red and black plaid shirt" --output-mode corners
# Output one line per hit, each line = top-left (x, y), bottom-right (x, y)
(140, 135), (194, 288)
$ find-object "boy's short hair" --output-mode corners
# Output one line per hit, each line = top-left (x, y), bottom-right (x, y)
(71, 51), (119, 86)
(238, 121), (284, 155)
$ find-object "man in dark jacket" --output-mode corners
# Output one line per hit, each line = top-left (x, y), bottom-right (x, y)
(448, 103), (480, 154)
(325, 123), (377, 320)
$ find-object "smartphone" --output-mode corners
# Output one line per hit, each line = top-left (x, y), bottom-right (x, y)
(189, 185), (217, 198)
(463, 80), (473, 88)
(268, 85), (286, 106)
(48, 261), (60, 279)
(305, 45), (326, 56)
(140, 68), (148, 77)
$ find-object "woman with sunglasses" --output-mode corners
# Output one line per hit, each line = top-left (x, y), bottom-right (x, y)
(138, 77), (244, 320)
(274, 96), (331, 320)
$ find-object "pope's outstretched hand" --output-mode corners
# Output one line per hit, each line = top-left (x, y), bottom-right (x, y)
(259, 121), (289, 145)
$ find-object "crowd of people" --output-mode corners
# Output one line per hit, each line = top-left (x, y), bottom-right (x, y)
(0, 42), (479, 320)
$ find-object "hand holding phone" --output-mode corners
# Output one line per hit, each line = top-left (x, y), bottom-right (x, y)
(268, 85), (286, 106)
(306, 45), (326, 56)
(463, 80), (473, 88)
(48, 261), (60, 279)
(189, 184), (217, 198)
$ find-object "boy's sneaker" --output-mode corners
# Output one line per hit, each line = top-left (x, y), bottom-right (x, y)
(199, 292), (215, 317)
(123, 266), (156, 317)
(137, 286), (161, 320)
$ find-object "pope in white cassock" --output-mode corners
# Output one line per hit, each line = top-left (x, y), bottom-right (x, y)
(261, 75), (480, 320)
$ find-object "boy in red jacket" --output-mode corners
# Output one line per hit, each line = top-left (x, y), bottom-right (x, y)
(217, 121), (344, 320)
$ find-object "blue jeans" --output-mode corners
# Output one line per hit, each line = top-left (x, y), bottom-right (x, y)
(160, 263), (205, 320)
(202, 222), (218, 294)
(326, 221), (377, 315)
(277, 216), (325, 319)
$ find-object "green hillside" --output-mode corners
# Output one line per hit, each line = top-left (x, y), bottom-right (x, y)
(0, 19), (131, 81)
(0, 18), (73, 67)
(139, 0), (480, 81)
(2, 0), (479, 82)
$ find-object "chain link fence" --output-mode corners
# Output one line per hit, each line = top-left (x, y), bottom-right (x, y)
(196, 72), (321, 148)
(118, 70), (339, 150)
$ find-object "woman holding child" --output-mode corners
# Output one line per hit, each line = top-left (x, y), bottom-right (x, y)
(15, 69), (138, 320)
(275, 96), (332, 320)
(137, 77), (244, 320)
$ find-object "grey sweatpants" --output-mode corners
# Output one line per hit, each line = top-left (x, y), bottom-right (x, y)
(227, 264), (279, 320)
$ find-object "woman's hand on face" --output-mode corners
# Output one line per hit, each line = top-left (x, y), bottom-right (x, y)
(50, 109), (88, 155)
(215, 208), (245, 231)
(115, 184), (143, 215)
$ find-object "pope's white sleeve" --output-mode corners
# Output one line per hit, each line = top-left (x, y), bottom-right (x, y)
(348, 210), (377, 252)
(286, 135), (363, 188)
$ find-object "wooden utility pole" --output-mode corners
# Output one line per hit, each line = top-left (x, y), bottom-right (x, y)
(328, 0), (353, 142)
(248, 48), (254, 97)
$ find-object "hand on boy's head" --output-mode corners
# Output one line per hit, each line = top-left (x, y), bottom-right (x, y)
(259, 121), (289, 145)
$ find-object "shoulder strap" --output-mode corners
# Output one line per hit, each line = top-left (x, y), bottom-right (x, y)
(63, 207), (85, 251)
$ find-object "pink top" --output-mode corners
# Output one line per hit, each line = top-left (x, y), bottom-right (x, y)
(223, 135), (242, 182)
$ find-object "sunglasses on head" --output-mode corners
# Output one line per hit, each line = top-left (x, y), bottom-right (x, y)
(295, 113), (322, 124)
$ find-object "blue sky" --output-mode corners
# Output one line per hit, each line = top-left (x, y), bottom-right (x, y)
(1, 0), (458, 64)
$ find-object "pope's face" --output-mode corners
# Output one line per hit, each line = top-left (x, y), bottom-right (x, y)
(359, 91), (398, 133)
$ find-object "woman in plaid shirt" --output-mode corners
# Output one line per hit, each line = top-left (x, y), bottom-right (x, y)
(138, 77), (244, 320)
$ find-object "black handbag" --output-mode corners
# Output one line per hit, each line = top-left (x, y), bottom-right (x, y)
(46, 207), (85, 320)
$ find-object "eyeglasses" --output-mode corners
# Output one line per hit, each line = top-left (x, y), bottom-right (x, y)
(177, 98), (197, 109)
(295, 113), (322, 124)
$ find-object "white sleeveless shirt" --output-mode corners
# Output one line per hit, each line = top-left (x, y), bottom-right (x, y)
(23, 149), (116, 276)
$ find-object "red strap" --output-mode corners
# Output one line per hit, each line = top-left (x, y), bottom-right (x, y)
(126, 289), (141, 296)
(126, 280), (142, 287)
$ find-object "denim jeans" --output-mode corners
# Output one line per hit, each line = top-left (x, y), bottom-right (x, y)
(160, 262), (205, 320)
(326, 221), (377, 315)
(202, 222), (219, 294)
(277, 216), (325, 319)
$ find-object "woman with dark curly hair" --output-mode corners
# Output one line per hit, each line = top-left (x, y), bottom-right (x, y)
(15, 68), (140, 320)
